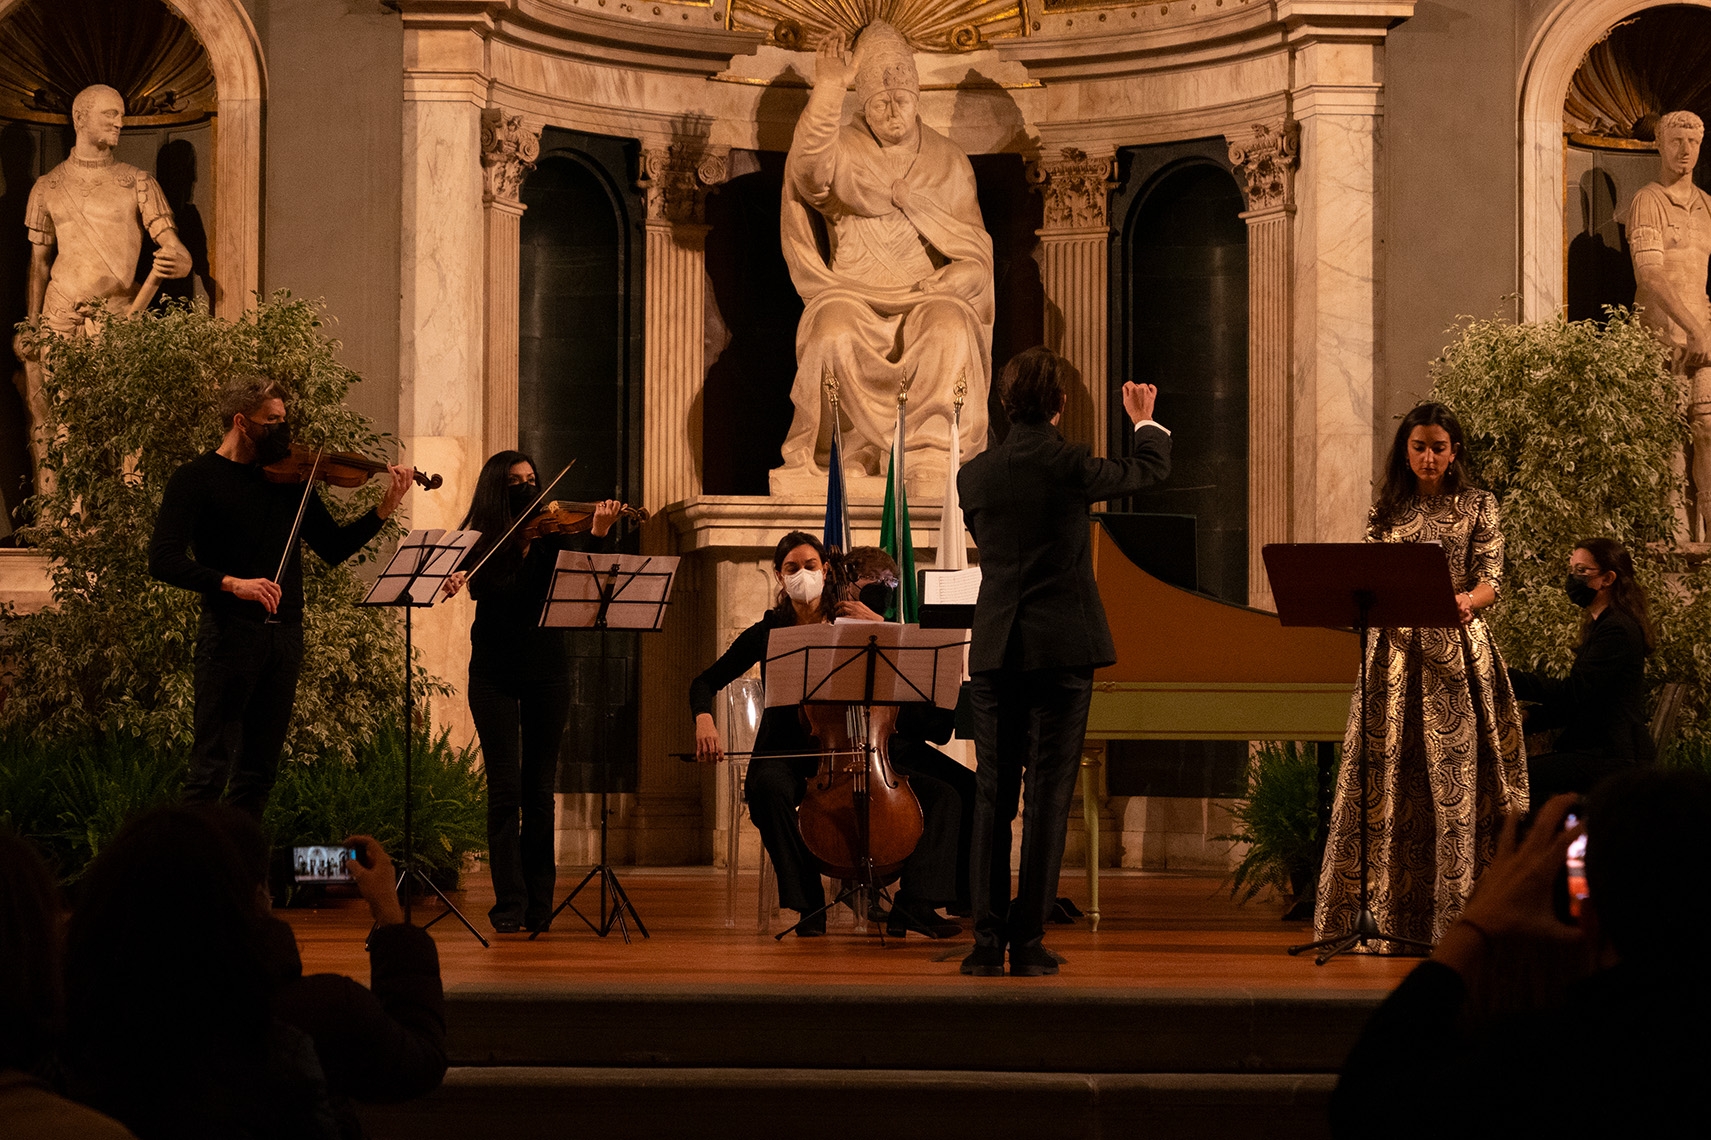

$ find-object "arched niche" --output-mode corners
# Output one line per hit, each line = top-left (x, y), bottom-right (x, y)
(0, 0), (263, 319)
(1519, 0), (1711, 320)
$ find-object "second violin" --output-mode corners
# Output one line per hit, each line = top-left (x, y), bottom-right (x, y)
(264, 441), (442, 492)
(521, 499), (649, 539)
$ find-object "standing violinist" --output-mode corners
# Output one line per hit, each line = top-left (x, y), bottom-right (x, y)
(148, 374), (413, 818)
(440, 450), (622, 934)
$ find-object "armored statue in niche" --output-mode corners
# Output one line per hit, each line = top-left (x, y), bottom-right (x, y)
(14, 84), (191, 474)
(1627, 110), (1711, 539)
(773, 21), (993, 495)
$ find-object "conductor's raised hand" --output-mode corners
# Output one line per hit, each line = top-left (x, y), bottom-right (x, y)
(225, 575), (281, 613)
(591, 499), (624, 537)
(1121, 381), (1158, 426)
(377, 464), (412, 520)
(694, 712), (724, 762)
(814, 30), (855, 93)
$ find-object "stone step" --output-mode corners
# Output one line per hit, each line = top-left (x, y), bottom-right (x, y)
(442, 984), (1382, 1073)
(361, 1067), (1338, 1140)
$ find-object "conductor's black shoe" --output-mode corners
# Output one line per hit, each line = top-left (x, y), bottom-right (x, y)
(959, 945), (1006, 976)
(1009, 943), (1060, 977)
(887, 898), (962, 939)
(524, 915), (552, 934)
(491, 919), (522, 934)
(795, 910), (827, 937)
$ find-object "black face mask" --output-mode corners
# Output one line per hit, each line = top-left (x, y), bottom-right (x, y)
(1565, 573), (1599, 608)
(247, 418), (292, 466)
(507, 482), (540, 517)
(859, 582), (895, 616)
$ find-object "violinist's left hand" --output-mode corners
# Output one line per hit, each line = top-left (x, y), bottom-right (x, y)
(591, 499), (623, 537)
(377, 464), (412, 520)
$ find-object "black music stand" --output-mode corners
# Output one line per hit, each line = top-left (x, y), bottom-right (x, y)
(763, 622), (969, 942)
(362, 528), (489, 948)
(1263, 542), (1461, 964)
(531, 551), (679, 943)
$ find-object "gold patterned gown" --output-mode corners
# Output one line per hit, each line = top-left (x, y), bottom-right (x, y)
(1313, 489), (1529, 950)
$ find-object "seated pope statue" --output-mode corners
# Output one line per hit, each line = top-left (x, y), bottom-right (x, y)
(773, 22), (993, 493)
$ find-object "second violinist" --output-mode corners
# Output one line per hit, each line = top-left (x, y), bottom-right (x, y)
(442, 451), (624, 934)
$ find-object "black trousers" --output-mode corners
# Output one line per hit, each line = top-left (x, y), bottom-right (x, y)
(746, 743), (971, 914)
(890, 738), (975, 908)
(468, 662), (572, 926)
(966, 666), (1095, 951)
(183, 613), (305, 818)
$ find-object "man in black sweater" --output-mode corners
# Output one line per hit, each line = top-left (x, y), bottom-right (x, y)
(956, 346), (1172, 976)
(149, 375), (411, 816)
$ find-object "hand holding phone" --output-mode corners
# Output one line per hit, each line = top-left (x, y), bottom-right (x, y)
(342, 835), (405, 927)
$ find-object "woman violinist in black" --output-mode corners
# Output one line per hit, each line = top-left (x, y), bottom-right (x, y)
(443, 450), (621, 934)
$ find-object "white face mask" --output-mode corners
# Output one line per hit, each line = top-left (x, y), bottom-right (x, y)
(781, 567), (824, 605)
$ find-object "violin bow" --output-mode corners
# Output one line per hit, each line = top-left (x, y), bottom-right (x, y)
(460, 460), (575, 584)
(265, 445), (326, 621)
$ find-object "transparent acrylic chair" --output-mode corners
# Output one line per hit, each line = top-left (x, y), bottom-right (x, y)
(722, 676), (776, 931)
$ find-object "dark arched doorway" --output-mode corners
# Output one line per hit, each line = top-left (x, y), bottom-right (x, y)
(518, 134), (643, 795)
(1115, 159), (1249, 607)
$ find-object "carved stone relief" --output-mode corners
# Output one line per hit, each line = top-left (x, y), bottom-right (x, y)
(1028, 147), (1116, 230)
(1226, 120), (1299, 213)
(480, 108), (542, 205)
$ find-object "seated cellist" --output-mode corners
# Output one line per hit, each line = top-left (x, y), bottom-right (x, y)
(687, 533), (964, 937)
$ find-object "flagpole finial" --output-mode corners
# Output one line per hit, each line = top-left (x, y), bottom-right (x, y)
(898, 366), (914, 409)
(822, 364), (840, 410)
(952, 369), (967, 422)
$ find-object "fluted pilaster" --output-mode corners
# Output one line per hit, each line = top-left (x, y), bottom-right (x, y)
(1030, 146), (1115, 456)
(480, 107), (541, 458)
(1227, 120), (1299, 610)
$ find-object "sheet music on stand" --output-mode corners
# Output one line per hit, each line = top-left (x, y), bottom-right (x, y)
(918, 567), (981, 630)
(763, 622), (969, 709)
(539, 552), (680, 632)
(365, 529), (479, 606)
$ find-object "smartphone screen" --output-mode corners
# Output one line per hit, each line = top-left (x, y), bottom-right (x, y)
(292, 844), (360, 884)
(1564, 811), (1589, 921)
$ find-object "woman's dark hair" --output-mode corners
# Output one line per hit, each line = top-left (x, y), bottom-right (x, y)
(1575, 537), (1655, 653)
(459, 450), (539, 597)
(63, 806), (274, 1128)
(1373, 402), (1479, 530)
(771, 530), (838, 623)
(0, 829), (61, 1074)
(999, 346), (1066, 425)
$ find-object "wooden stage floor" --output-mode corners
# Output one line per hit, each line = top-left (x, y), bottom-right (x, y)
(287, 867), (1415, 996)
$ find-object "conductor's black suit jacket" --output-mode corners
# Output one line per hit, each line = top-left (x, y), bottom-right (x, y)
(958, 419), (1172, 675)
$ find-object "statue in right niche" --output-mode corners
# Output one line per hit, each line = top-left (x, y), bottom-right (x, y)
(1628, 110), (1711, 539)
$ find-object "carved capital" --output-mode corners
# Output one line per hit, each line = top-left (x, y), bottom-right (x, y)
(481, 107), (542, 204)
(1027, 146), (1116, 231)
(1226, 120), (1299, 213)
(640, 144), (728, 226)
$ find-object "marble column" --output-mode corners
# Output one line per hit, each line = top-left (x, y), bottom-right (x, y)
(1029, 146), (1116, 456)
(631, 142), (726, 863)
(1290, 34), (1384, 546)
(480, 108), (541, 458)
(1227, 121), (1299, 611)
(400, 30), (487, 750)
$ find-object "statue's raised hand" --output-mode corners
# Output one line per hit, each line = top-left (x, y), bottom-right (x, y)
(815, 31), (855, 93)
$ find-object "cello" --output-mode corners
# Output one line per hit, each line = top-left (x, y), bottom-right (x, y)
(796, 701), (923, 882)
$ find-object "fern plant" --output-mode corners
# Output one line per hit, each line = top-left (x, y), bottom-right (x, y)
(1218, 741), (1334, 905)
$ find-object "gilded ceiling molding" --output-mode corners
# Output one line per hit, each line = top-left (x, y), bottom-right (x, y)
(1027, 146), (1115, 230)
(1226, 119), (1298, 214)
(725, 0), (1024, 53)
(481, 108), (543, 204)
(639, 143), (728, 226)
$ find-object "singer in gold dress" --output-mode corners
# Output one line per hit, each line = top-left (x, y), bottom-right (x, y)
(1314, 403), (1528, 951)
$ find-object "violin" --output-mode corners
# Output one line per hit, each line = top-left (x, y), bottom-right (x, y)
(519, 499), (649, 539)
(263, 442), (443, 492)
(796, 702), (923, 882)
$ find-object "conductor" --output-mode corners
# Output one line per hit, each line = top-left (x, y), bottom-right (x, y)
(956, 346), (1172, 976)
